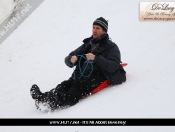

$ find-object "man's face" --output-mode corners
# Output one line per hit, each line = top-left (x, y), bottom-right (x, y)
(92, 25), (106, 39)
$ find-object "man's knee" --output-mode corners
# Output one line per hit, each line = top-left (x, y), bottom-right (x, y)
(55, 79), (74, 93)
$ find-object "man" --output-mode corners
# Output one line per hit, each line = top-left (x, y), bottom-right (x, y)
(30, 17), (126, 110)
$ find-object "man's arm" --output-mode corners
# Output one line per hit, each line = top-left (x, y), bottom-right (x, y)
(94, 45), (121, 73)
(65, 44), (85, 68)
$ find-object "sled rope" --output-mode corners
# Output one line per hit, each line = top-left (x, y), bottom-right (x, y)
(73, 54), (94, 80)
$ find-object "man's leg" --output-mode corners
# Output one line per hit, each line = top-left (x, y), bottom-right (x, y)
(30, 78), (74, 103)
(49, 71), (106, 109)
(30, 71), (106, 110)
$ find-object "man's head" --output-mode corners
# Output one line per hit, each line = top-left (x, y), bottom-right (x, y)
(92, 17), (108, 39)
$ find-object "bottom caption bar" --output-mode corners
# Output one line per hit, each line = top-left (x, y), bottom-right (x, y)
(0, 119), (175, 126)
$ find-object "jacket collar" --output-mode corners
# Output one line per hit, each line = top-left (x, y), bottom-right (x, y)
(83, 33), (109, 44)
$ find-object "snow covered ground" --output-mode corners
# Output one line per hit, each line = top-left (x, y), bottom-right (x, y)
(0, 0), (15, 24)
(0, 0), (175, 131)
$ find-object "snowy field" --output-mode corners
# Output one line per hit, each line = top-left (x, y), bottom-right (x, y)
(0, 0), (175, 131)
(0, 0), (15, 24)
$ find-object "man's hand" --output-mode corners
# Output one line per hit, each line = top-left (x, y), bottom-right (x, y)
(86, 53), (95, 60)
(70, 55), (78, 63)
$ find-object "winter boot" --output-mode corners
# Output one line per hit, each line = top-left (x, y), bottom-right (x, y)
(37, 93), (60, 111)
(44, 93), (60, 110)
(30, 84), (43, 101)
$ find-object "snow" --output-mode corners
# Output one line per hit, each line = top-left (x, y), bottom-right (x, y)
(0, 0), (175, 131)
(0, 0), (15, 24)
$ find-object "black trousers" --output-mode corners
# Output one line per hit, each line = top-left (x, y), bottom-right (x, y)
(43, 70), (106, 108)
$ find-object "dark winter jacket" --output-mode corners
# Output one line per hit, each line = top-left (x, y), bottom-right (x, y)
(65, 34), (126, 85)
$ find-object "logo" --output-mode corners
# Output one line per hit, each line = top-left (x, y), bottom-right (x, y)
(140, 2), (175, 22)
